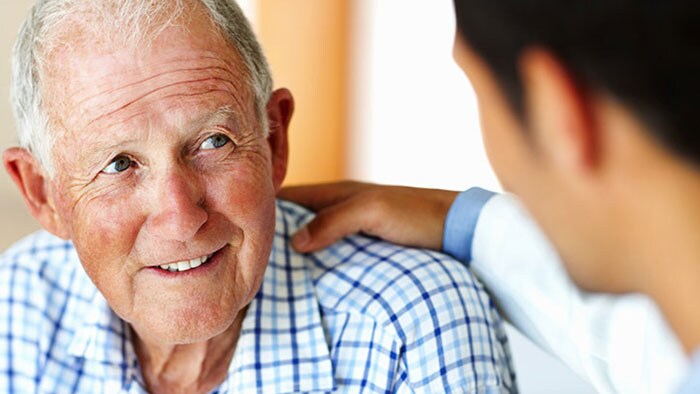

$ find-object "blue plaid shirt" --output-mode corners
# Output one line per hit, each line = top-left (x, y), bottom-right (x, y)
(0, 200), (516, 393)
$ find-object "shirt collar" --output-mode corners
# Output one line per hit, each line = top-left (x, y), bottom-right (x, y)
(64, 257), (131, 358)
(65, 202), (335, 393)
(65, 261), (142, 390)
(224, 202), (336, 393)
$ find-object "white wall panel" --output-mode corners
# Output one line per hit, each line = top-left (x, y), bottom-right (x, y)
(348, 1), (596, 392)
(348, 0), (498, 191)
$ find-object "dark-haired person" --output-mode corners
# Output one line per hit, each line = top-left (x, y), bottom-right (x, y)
(280, 1), (700, 393)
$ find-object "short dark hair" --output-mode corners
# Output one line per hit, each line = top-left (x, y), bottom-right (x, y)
(454, 1), (700, 165)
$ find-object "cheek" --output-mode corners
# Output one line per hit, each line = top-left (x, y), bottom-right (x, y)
(206, 146), (276, 220)
(69, 192), (144, 290)
(478, 100), (513, 183)
(206, 160), (277, 271)
(477, 94), (532, 192)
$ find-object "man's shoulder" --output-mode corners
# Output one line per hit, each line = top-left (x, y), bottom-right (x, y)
(0, 231), (89, 390)
(0, 231), (90, 340)
(276, 200), (516, 392)
(310, 235), (493, 331)
(0, 231), (79, 296)
(1, 230), (73, 259)
(277, 199), (497, 333)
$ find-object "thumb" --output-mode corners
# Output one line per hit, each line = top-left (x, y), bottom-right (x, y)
(292, 199), (368, 253)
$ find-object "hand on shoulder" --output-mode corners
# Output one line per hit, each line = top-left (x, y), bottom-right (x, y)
(278, 181), (458, 253)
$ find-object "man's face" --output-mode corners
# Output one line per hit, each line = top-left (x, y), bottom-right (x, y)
(42, 18), (283, 344)
(452, 33), (628, 292)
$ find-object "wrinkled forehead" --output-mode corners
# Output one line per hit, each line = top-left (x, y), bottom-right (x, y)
(34, 0), (219, 56)
(40, 8), (255, 139)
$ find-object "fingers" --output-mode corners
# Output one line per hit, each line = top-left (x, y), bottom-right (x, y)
(292, 198), (368, 252)
(283, 182), (459, 254)
(278, 181), (368, 210)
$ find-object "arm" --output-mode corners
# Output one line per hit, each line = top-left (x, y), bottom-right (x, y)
(280, 182), (687, 393)
(454, 191), (687, 393)
(280, 181), (457, 252)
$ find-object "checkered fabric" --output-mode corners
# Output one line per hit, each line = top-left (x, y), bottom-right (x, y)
(0, 200), (516, 393)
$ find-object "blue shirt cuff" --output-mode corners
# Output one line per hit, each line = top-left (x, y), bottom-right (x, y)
(442, 187), (496, 265)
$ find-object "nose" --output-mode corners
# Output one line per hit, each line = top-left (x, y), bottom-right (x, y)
(147, 167), (208, 242)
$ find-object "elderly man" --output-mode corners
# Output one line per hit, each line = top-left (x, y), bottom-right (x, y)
(0, 1), (515, 393)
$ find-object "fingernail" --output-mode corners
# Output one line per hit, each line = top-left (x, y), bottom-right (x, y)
(292, 227), (310, 248)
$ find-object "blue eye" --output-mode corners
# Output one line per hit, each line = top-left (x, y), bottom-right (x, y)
(102, 155), (133, 174)
(201, 134), (231, 150)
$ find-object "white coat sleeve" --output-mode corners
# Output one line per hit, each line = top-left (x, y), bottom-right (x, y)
(466, 193), (687, 393)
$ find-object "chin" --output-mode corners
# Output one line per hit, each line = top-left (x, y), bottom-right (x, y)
(141, 302), (241, 345)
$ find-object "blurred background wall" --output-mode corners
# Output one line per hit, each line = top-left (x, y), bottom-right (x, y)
(0, 1), (595, 392)
(0, 1), (37, 251)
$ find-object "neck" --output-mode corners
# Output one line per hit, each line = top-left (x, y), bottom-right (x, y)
(654, 263), (700, 356)
(617, 153), (700, 355)
(645, 206), (700, 355)
(133, 309), (246, 394)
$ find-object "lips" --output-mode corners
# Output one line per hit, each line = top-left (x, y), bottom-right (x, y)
(158, 253), (214, 272)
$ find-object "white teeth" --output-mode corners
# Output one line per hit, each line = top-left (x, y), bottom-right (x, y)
(157, 253), (213, 273)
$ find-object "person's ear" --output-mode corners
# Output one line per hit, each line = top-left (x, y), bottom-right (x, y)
(3, 148), (69, 239)
(520, 48), (597, 173)
(265, 88), (294, 191)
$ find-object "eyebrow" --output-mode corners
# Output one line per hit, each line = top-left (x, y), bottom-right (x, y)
(77, 105), (239, 171)
(182, 105), (236, 134)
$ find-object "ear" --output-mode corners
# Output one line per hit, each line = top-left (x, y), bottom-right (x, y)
(265, 88), (294, 191)
(520, 48), (597, 172)
(3, 148), (69, 239)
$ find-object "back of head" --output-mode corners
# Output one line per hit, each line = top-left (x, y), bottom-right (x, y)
(453, 0), (700, 166)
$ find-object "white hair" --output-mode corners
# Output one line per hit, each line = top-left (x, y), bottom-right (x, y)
(11, 0), (273, 175)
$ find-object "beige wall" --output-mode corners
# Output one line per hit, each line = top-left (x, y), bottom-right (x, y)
(0, 1), (38, 250)
(259, 0), (350, 185)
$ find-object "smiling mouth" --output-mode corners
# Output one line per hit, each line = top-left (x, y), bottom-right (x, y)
(158, 253), (214, 273)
